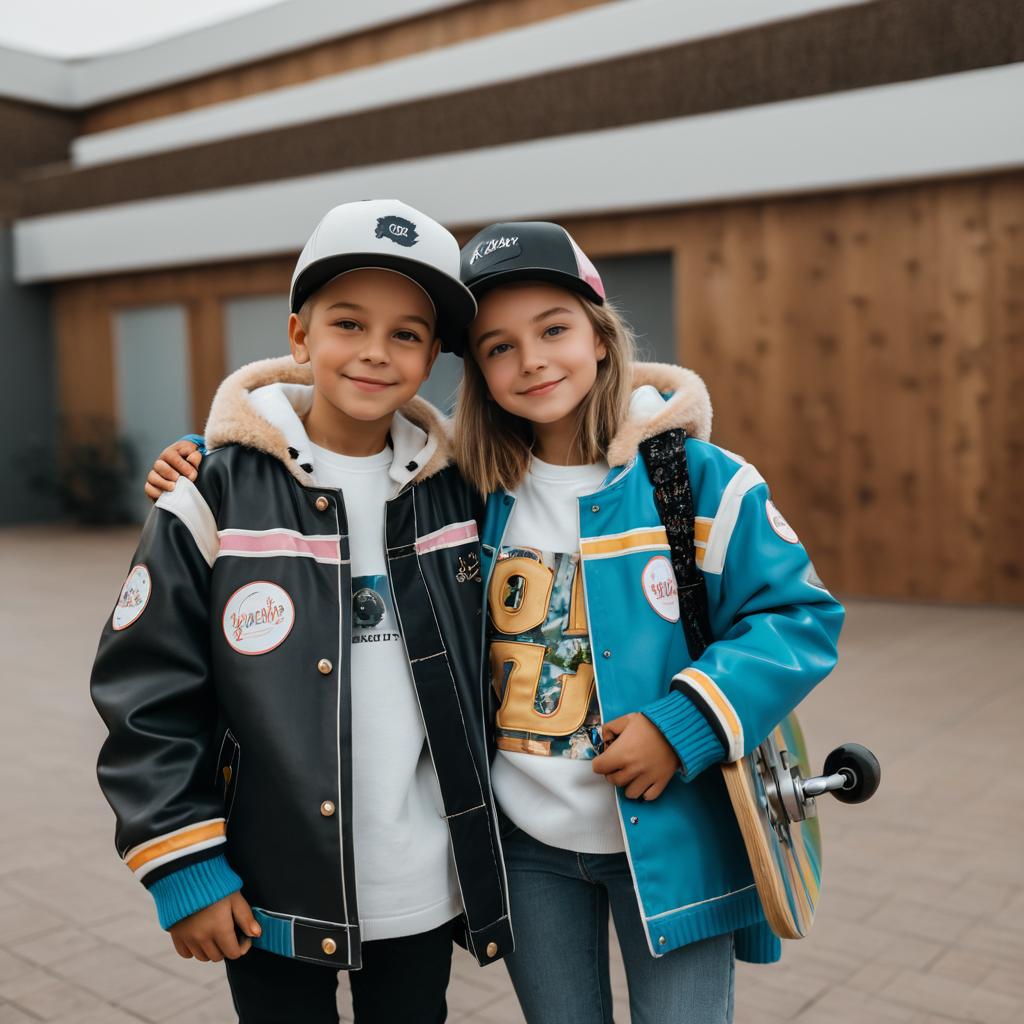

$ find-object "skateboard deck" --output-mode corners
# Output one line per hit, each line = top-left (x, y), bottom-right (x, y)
(721, 713), (822, 940)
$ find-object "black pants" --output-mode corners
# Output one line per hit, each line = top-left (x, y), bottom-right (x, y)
(224, 919), (456, 1023)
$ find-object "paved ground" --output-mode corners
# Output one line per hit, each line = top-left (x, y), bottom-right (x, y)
(1, 524), (1021, 1023)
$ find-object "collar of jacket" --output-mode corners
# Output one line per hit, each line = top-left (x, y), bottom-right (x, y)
(606, 362), (713, 468)
(202, 355), (453, 488)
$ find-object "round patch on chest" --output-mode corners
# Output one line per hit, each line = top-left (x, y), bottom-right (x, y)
(112, 564), (151, 630)
(766, 500), (799, 544)
(222, 581), (295, 655)
(642, 555), (680, 622)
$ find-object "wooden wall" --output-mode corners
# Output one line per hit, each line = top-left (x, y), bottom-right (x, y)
(567, 172), (1024, 605)
(53, 257), (293, 437)
(79, 0), (608, 134)
(53, 170), (1024, 604)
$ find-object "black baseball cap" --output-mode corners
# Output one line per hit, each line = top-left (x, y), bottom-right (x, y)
(455, 221), (606, 355)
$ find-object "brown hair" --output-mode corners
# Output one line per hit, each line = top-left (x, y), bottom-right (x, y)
(453, 291), (637, 494)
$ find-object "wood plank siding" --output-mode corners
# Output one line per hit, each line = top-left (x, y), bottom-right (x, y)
(79, 0), (608, 135)
(52, 171), (1024, 603)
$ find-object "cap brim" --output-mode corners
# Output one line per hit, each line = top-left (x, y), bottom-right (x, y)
(292, 253), (477, 352)
(466, 267), (605, 307)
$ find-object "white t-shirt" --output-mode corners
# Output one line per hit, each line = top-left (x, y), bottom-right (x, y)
(311, 442), (462, 941)
(488, 456), (626, 854)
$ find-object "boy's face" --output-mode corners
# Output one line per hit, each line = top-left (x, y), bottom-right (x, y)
(469, 282), (606, 427)
(290, 268), (440, 424)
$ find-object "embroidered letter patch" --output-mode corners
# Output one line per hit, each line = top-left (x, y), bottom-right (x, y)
(642, 556), (680, 622)
(222, 581), (295, 655)
(113, 564), (151, 630)
(766, 500), (799, 543)
(468, 235), (521, 266)
(375, 215), (419, 247)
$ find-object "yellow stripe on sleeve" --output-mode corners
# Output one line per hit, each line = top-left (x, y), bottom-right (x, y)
(679, 667), (744, 758)
(580, 528), (669, 556)
(126, 821), (226, 873)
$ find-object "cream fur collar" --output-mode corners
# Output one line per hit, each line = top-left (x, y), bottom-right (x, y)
(203, 355), (453, 487)
(605, 362), (713, 467)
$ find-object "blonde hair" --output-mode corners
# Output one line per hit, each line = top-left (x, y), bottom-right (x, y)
(454, 291), (637, 494)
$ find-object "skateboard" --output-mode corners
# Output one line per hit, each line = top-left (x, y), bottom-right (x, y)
(721, 716), (880, 940)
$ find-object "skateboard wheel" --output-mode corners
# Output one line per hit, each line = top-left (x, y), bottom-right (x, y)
(823, 743), (880, 804)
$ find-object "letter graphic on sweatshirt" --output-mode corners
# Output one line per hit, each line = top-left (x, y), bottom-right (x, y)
(488, 549), (601, 759)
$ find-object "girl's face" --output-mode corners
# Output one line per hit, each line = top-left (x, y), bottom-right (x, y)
(468, 283), (607, 428)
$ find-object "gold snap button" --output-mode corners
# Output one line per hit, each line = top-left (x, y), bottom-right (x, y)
(315, 496), (329, 511)
(658, 936), (667, 946)
(317, 659), (333, 675)
(320, 801), (336, 817)
(486, 941), (498, 957)
(321, 938), (337, 955)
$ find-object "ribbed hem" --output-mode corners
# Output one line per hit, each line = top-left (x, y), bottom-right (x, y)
(735, 920), (782, 964)
(645, 883), (764, 958)
(148, 853), (243, 930)
(251, 909), (294, 957)
(641, 691), (725, 781)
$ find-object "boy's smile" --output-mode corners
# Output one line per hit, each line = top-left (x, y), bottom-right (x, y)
(289, 268), (440, 454)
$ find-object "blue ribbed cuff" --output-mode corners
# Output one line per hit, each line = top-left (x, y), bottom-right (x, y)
(735, 920), (782, 964)
(179, 433), (207, 455)
(148, 853), (243, 930)
(642, 691), (725, 781)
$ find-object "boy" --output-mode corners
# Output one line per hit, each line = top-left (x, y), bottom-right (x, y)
(91, 200), (512, 1024)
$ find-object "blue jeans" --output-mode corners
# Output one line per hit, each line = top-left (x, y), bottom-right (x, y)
(501, 822), (735, 1024)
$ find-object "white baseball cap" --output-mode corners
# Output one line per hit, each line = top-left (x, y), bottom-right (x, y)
(290, 199), (477, 352)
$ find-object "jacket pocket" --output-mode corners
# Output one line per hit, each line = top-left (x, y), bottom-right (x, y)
(215, 729), (241, 822)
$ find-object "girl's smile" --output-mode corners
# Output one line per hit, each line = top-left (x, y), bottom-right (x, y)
(517, 377), (565, 397)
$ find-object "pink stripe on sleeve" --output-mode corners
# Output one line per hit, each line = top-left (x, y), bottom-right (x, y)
(416, 520), (479, 555)
(218, 531), (340, 561)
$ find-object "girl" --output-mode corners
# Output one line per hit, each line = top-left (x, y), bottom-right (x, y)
(147, 220), (843, 1023)
(452, 221), (843, 1023)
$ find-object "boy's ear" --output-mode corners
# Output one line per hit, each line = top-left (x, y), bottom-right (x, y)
(288, 313), (310, 364)
(422, 337), (442, 380)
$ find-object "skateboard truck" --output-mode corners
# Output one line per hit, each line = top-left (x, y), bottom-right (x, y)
(759, 740), (880, 829)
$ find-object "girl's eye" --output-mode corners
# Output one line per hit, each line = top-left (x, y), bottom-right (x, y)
(542, 325), (567, 338)
(394, 330), (421, 342)
(486, 342), (512, 358)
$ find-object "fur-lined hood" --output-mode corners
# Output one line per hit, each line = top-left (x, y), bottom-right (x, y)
(204, 355), (453, 488)
(607, 362), (713, 467)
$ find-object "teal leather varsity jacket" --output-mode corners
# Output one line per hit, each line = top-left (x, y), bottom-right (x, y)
(479, 363), (845, 964)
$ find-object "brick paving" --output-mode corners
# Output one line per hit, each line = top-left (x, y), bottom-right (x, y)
(1, 524), (1021, 1023)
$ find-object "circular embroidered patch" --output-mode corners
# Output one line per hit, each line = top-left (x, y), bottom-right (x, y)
(112, 564), (151, 631)
(642, 556), (680, 622)
(766, 500), (799, 543)
(222, 581), (295, 655)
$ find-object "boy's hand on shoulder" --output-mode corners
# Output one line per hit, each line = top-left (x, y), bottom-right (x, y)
(145, 441), (202, 502)
(169, 891), (260, 962)
(591, 712), (681, 802)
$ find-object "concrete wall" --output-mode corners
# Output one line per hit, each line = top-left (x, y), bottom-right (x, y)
(0, 226), (58, 524)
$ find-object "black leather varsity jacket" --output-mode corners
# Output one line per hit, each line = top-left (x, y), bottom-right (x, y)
(90, 356), (512, 970)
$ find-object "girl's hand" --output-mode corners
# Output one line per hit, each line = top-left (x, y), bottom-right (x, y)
(145, 441), (202, 501)
(169, 891), (261, 962)
(591, 712), (681, 801)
